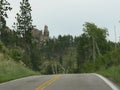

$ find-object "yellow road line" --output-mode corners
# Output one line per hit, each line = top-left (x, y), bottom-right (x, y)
(35, 74), (62, 90)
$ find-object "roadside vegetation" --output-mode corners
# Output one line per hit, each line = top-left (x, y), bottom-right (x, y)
(81, 46), (120, 84)
(98, 66), (120, 84)
(0, 57), (37, 83)
(97, 47), (120, 84)
(0, 0), (120, 84)
(0, 41), (38, 83)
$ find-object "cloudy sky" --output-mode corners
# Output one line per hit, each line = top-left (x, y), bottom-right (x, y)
(7, 0), (120, 42)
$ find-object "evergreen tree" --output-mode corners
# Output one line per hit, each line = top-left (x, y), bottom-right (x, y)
(76, 34), (90, 72)
(14, 0), (34, 68)
(15, 0), (34, 45)
(0, 0), (12, 28)
(0, 0), (12, 43)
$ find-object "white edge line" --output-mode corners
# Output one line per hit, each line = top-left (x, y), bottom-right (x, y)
(93, 73), (119, 90)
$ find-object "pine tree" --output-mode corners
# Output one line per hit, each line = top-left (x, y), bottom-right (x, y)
(14, 0), (34, 68)
(0, 0), (12, 28)
(15, 0), (34, 45)
(0, 0), (12, 41)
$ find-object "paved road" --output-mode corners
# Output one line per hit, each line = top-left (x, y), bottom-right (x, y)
(0, 74), (119, 90)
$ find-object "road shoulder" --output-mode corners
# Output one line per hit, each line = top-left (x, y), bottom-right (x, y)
(93, 73), (120, 90)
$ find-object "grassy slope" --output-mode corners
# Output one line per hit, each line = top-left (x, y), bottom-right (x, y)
(97, 48), (120, 84)
(81, 46), (120, 84)
(0, 54), (38, 83)
(97, 66), (120, 84)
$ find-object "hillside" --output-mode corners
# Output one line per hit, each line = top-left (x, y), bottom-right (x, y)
(0, 42), (38, 83)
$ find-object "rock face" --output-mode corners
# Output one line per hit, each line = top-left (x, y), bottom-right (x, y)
(32, 25), (49, 43)
(43, 25), (49, 41)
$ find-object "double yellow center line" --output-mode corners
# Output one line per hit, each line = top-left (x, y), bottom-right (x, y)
(35, 74), (62, 90)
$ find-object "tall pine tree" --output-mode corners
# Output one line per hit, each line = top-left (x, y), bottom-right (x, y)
(0, 0), (12, 43)
(14, 0), (34, 68)
(15, 0), (33, 45)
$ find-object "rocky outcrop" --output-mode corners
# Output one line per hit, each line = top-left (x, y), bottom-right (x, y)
(32, 25), (49, 44)
(43, 25), (49, 41)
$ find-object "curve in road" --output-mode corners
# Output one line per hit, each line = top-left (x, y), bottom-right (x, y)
(0, 74), (119, 90)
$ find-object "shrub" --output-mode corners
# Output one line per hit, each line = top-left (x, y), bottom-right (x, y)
(8, 47), (24, 62)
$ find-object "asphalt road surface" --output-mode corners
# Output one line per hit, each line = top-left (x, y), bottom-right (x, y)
(0, 74), (119, 90)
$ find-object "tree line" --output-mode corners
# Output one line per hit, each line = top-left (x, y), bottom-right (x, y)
(0, 0), (118, 74)
(39, 22), (116, 74)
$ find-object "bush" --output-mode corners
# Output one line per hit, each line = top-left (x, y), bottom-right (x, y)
(81, 60), (96, 73)
(8, 47), (24, 62)
(0, 40), (8, 54)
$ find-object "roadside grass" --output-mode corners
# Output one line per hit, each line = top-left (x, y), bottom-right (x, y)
(97, 66), (120, 84)
(0, 55), (39, 83)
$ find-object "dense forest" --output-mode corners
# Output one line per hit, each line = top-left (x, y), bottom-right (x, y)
(0, 0), (120, 76)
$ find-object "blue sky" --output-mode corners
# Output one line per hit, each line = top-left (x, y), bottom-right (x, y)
(7, 0), (120, 42)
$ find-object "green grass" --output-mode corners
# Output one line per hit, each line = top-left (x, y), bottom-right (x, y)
(97, 66), (120, 84)
(0, 54), (39, 83)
